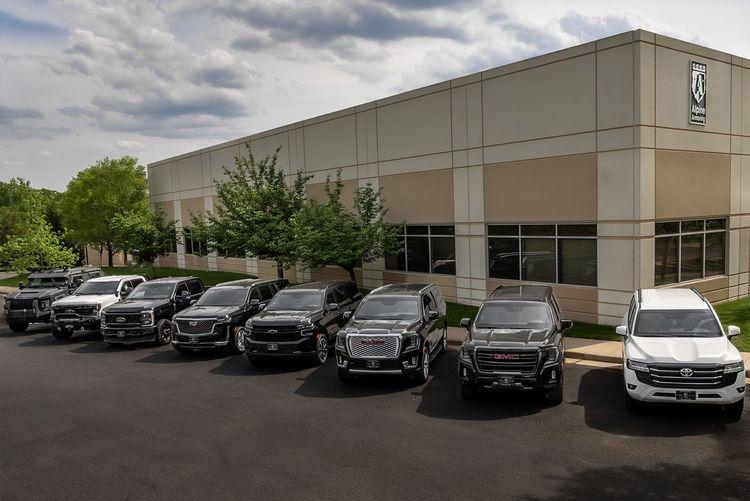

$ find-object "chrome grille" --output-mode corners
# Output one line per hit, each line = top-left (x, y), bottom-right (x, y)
(176, 319), (216, 335)
(646, 364), (727, 388)
(475, 349), (539, 374)
(54, 305), (95, 318)
(347, 334), (401, 359)
(8, 298), (35, 310)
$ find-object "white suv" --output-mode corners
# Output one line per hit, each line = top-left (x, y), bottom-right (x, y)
(617, 288), (745, 421)
(51, 275), (146, 340)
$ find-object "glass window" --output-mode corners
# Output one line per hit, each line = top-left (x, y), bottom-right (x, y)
(187, 279), (203, 295)
(406, 236), (430, 273)
(475, 301), (553, 330)
(655, 221), (679, 235)
(654, 235), (679, 286)
(634, 310), (721, 338)
(267, 290), (323, 311)
(258, 285), (273, 302)
(430, 226), (455, 235)
(654, 218), (726, 285)
(706, 219), (726, 230)
(386, 225), (455, 275)
(558, 239), (597, 286)
(680, 234), (704, 281)
(196, 288), (248, 306)
(488, 225), (518, 236)
(74, 280), (120, 295)
(488, 237), (520, 280)
(521, 225), (555, 237)
(705, 232), (725, 277)
(430, 237), (455, 275)
(355, 297), (420, 320)
(681, 220), (704, 233)
(558, 224), (597, 237)
(385, 235), (406, 271)
(249, 288), (261, 301)
(522, 238), (556, 283)
(129, 282), (175, 300)
(183, 229), (194, 255)
(406, 225), (429, 235)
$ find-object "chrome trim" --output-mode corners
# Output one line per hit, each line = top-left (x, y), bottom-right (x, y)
(349, 369), (403, 375)
(174, 318), (217, 335)
(346, 333), (401, 359)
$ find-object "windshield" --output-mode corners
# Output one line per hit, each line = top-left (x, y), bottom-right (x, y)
(27, 276), (67, 288)
(267, 290), (322, 311)
(196, 288), (248, 306)
(475, 301), (553, 330)
(634, 309), (721, 338)
(355, 297), (420, 320)
(74, 280), (119, 295)
(127, 282), (175, 300)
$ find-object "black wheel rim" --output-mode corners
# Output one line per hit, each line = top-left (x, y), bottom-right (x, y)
(317, 336), (328, 363)
(161, 324), (171, 344)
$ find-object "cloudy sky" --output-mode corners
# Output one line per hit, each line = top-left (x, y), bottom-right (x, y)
(1, 0), (749, 190)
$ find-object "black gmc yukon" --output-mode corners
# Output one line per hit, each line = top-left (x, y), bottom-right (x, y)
(100, 277), (204, 346)
(171, 278), (288, 354)
(335, 283), (448, 383)
(244, 281), (361, 365)
(457, 285), (571, 403)
(3, 267), (103, 332)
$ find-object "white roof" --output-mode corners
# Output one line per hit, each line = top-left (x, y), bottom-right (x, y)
(88, 275), (143, 283)
(639, 288), (708, 310)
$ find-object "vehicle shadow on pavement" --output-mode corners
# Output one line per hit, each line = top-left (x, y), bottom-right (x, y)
(294, 361), (422, 399)
(519, 462), (750, 501)
(210, 355), (317, 377)
(415, 351), (546, 420)
(574, 368), (746, 437)
(17, 333), (59, 347)
(136, 347), (229, 364)
(0, 324), (49, 339)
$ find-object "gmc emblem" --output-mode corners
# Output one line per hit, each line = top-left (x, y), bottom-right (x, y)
(493, 353), (519, 360)
(361, 338), (386, 346)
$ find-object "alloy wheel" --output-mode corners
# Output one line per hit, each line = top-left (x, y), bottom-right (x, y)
(317, 335), (328, 364)
(235, 327), (246, 353)
(161, 323), (171, 344)
(422, 347), (430, 379)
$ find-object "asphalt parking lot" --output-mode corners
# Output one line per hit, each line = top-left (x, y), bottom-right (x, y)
(1, 325), (748, 500)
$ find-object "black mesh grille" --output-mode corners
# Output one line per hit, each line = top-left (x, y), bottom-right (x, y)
(475, 349), (539, 374)
(8, 298), (35, 310)
(54, 305), (96, 317)
(250, 326), (302, 342)
(176, 319), (216, 335)
(104, 313), (142, 326)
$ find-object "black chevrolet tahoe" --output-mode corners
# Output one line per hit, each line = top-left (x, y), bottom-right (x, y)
(244, 281), (362, 365)
(171, 278), (288, 354)
(100, 277), (204, 346)
(3, 267), (103, 332)
(457, 285), (571, 403)
(335, 283), (448, 384)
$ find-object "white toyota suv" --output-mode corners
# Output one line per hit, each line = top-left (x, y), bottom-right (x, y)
(617, 288), (745, 421)
(50, 275), (146, 340)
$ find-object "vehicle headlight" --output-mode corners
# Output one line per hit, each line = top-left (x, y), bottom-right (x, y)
(459, 345), (474, 362)
(542, 346), (559, 365)
(298, 318), (315, 336)
(336, 333), (346, 350)
(627, 359), (649, 372)
(100, 317), (106, 328)
(724, 361), (745, 374)
(39, 300), (49, 310)
(140, 311), (154, 326)
(403, 332), (420, 352)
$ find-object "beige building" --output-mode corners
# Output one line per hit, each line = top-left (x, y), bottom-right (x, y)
(147, 29), (750, 325)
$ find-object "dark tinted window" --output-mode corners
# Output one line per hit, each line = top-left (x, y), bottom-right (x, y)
(128, 282), (176, 300)
(355, 297), (420, 320)
(187, 279), (203, 295)
(176, 283), (189, 296)
(267, 290), (323, 311)
(249, 288), (261, 301)
(558, 239), (597, 286)
(74, 280), (119, 295)
(522, 238), (556, 283)
(634, 310), (721, 338)
(475, 301), (553, 330)
(654, 235), (679, 286)
(488, 237), (519, 280)
(680, 234), (703, 281)
(431, 236), (455, 275)
(258, 285), (273, 302)
(705, 232), (725, 277)
(196, 288), (248, 306)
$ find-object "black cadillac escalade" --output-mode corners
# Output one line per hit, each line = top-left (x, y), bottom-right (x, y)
(171, 278), (288, 354)
(335, 284), (448, 383)
(3, 267), (103, 332)
(243, 281), (361, 365)
(457, 285), (571, 403)
(101, 277), (204, 346)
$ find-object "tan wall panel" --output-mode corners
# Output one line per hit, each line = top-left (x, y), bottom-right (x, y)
(744, 68), (750, 136)
(153, 201), (175, 220)
(304, 115), (357, 172)
(483, 54), (595, 145)
(250, 132), (290, 175)
(306, 179), (358, 210)
(209, 144), (241, 185)
(157, 255), (177, 268)
(184, 255), (208, 271)
(310, 266), (363, 284)
(484, 154), (597, 222)
(597, 44), (635, 129)
(654, 150), (730, 219)
(256, 259), (280, 280)
(176, 154), (203, 192)
(380, 169), (454, 223)
(180, 197), (205, 226)
(216, 257), (247, 274)
(149, 163), (174, 195)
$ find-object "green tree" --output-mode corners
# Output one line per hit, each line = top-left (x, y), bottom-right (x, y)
(60, 156), (148, 267)
(293, 171), (401, 284)
(112, 209), (178, 279)
(0, 178), (37, 245)
(190, 145), (310, 278)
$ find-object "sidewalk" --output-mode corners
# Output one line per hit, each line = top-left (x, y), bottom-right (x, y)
(447, 327), (750, 378)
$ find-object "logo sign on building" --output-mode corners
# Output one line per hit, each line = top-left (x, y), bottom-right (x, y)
(689, 61), (707, 125)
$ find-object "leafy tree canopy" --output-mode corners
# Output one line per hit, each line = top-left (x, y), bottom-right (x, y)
(112, 209), (177, 279)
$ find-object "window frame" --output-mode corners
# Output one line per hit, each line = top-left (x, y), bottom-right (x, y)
(385, 224), (456, 276)
(654, 218), (727, 285)
(486, 222), (598, 287)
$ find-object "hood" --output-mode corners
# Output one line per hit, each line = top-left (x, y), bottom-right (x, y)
(468, 328), (551, 348)
(53, 294), (114, 307)
(7, 288), (59, 300)
(345, 318), (418, 334)
(104, 298), (167, 313)
(175, 304), (240, 320)
(627, 335), (740, 364)
(252, 309), (318, 326)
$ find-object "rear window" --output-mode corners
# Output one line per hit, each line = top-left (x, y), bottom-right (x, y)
(475, 301), (553, 330)
(634, 309), (721, 338)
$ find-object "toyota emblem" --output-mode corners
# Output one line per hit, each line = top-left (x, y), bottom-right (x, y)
(679, 368), (693, 377)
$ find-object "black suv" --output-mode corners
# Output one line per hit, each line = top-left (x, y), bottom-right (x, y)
(335, 283), (448, 383)
(3, 267), (103, 332)
(457, 285), (571, 402)
(171, 278), (288, 354)
(243, 281), (362, 365)
(101, 277), (205, 346)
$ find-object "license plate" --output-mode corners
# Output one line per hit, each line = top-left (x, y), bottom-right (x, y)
(190, 336), (198, 344)
(676, 390), (696, 401)
(267, 343), (278, 351)
(498, 376), (514, 386)
(366, 360), (380, 369)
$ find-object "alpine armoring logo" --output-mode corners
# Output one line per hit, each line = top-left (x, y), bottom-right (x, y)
(689, 61), (707, 125)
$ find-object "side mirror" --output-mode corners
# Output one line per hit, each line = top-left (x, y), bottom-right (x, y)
(727, 325), (741, 338)
(18, 283), (24, 290)
(259, 304), (266, 310)
(561, 319), (573, 331)
(343, 311), (352, 320)
(249, 299), (260, 308)
(189, 299), (197, 305)
(327, 302), (340, 312)
(120, 290), (130, 299)
(615, 325), (628, 337)
(460, 317), (471, 329)
(428, 310), (439, 320)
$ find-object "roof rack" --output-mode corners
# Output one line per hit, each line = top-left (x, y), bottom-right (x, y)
(689, 286), (711, 307)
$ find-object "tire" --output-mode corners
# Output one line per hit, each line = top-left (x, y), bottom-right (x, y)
(52, 328), (72, 340)
(313, 334), (329, 366)
(8, 322), (28, 333)
(338, 369), (354, 384)
(460, 381), (478, 400)
(546, 377), (564, 405)
(725, 398), (744, 423)
(229, 326), (245, 354)
(413, 345), (430, 384)
(441, 326), (448, 354)
(154, 320), (172, 346)
(625, 390), (642, 413)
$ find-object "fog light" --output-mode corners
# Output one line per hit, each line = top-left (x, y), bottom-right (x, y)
(627, 383), (637, 390)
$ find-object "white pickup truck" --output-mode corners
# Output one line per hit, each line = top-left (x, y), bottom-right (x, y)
(50, 275), (146, 339)
(618, 288), (745, 422)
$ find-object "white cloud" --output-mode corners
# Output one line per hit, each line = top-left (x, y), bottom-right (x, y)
(115, 139), (146, 151)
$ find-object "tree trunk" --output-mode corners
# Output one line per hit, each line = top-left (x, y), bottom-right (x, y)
(276, 261), (284, 279)
(344, 265), (357, 284)
(123, 250), (128, 265)
(106, 243), (114, 268)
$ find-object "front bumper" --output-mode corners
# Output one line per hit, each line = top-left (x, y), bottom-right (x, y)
(245, 335), (317, 358)
(53, 317), (100, 332)
(624, 365), (745, 404)
(5, 309), (49, 323)
(457, 358), (563, 391)
(102, 326), (157, 345)
(172, 324), (230, 350)
(335, 349), (423, 376)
